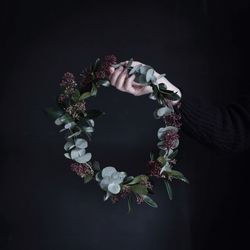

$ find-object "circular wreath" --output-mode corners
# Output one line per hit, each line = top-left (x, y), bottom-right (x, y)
(45, 55), (188, 211)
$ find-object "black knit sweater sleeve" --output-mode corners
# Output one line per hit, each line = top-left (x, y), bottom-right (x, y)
(179, 90), (250, 153)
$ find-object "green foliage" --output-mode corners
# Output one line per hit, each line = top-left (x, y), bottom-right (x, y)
(127, 195), (132, 214)
(84, 175), (93, 184)
(79, 91), (91, 101)
(130, 184), (148, 195)
(46, 56), (188, 211)
(71, 89), (81, 102)
(141, 195), (158, 208)
(92, 58), (101, 72)
(168, 149), (178, 159)
(91, 83), (97, 96)
(164, 180), (173, 200)
(127, 175), (148, 186)
(84, 109), (105, 119)
(170, 170), (189, 183)
(45, 107), (64, 120)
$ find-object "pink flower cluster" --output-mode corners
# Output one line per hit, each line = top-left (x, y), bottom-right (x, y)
(70, 163), (94, 178)
(163, 130), (179, 150)
(164, 112), (182, 128)
(58, 72), (77, 103)
(81, 55), (117, 86)
(148, 160), (162, 178)
(95, 55), (117, 79)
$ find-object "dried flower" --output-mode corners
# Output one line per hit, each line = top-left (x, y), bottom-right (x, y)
(65, 101), (86, 120)
(163, 130), (179, 150)
(95, 54), (117, 80)
(110, 196), (120, 204)
(148, 160), (162, 178)
(164, 112), (182, 128)
(60, 72), (77, 88)
(120, 185), (131, 199)
(81, 66), (94, 86)
(70, 163), (94, 178)
(135, 194), (144, 204)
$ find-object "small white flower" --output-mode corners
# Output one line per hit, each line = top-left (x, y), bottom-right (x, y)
(97, 166), (127, 196)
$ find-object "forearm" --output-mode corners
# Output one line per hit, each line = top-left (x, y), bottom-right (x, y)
(178, 90), (250, 153)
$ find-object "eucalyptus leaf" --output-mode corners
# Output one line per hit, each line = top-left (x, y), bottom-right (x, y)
(168, 149), (178, 159)
(123, 176), (135, 184)
(64, 141), (75, 151)
(67, 130), (81, 139)
(171, 170), (189, 183)
(95, 172), (102, 182)
(127, 175), (145, 185)
(156, 73), (166, 80)
(55, 114), (73, 126)
(64, 122), (76, 129)
(91, 83), (97, 96)
(86, 119), (95, 127)
(84, 175), (93, 184)
(93, 161), (100, 171)
(79, 91), (91, 101)
(45, 107), (64, 120)
(146, 68), (154, 82)
(149, 93), (157, 100)
(139, 65), (151, 74)
(82, 126), (94, 133)
(98, 79), (110, 87)
(156, 106), (172, 117)
(102, 166), (117, 178)
(164, 180), (173, 200)
(157, 155), (167, 166)
(64, 153), (71, 159)
(70, 148), (86, 160)
(75, 152), (92, 163)
(141, 195), (158, 208)
(130, 184), (148, 195)
(157, 126), (178, 140)
(126, 58), (133, 68)
(93, 58), (101, 72)
(84, 109), (105, 119)
(108, 183), (121, 194)
(149, 152), (154, 161)
(104, 192), (111, 201)
(55, 117), (64, 125)
(160, 162), (171, 175)
(75, 138), (88, 149)
(151, 74), (157, 83)
(129, 64), (142, 75)
(134, 74), (148, 84)
(163, 91), (181, 101)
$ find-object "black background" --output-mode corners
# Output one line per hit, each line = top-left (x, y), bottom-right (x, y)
(1, 0), (250, 250)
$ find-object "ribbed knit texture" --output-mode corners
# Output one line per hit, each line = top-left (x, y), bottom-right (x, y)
(179, 90), (250, 153)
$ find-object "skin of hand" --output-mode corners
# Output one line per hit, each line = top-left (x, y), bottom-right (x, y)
(108, 60), (182, 104)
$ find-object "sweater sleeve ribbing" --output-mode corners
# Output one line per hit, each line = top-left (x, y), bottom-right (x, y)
(179, 90), (250, 153)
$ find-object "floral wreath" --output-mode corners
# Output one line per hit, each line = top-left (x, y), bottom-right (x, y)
(45, 55), (188, 212)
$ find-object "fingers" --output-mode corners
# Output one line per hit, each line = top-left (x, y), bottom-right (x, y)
(109, 66), (115, 75)
(123, 74), (136, 95)
(109, 66), (124, 85)
(116, 68), (128, 90)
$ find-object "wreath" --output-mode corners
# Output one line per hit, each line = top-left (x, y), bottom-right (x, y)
(45, 55), (188, 212)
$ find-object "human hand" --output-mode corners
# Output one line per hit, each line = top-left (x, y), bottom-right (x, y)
(108, 61), (153, 96)
(108, 60), (182, 103)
